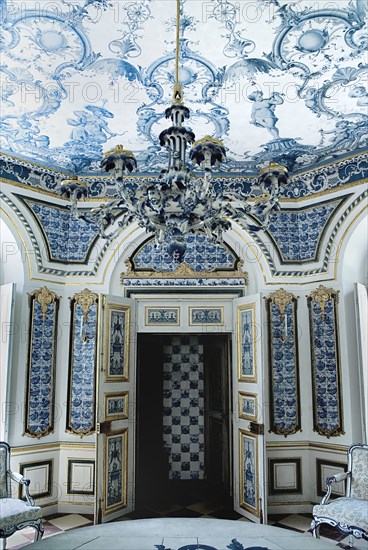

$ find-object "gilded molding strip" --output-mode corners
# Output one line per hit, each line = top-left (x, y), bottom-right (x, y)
(308, 285), (344, 437)
(123, 259), (248, 281)
(66, 289), (99, 436)
(265, 289), (301, 436)
(24, 287), (60, 438)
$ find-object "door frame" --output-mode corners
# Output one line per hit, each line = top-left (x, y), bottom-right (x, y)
(135, 332), (233, 506)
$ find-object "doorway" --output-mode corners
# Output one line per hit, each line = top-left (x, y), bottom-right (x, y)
(136, 333), (231, 510)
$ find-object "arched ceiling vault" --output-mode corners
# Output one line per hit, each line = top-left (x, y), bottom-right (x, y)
(1, 0), (367, 177)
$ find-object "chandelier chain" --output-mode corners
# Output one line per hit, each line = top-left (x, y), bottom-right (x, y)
(175, 0), (180, 89)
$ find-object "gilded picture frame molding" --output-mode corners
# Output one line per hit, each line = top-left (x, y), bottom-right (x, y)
(265, 289), (301, 436)
(104, 303), (130, 382)
(237, 303), (257, 382)
(144, 306), (180, 326)
(239, 429), (260, 517)
(24, 287), (60, 438)
(66, 289), (99, 436)
(104, 392), (129, 421)
(307, 285), (344, 438)
(102, 429), (128, 516)
(238, 391), (258, 421)
(188, 306), (224, 326)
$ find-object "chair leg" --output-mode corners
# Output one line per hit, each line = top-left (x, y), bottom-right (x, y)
(348, 534), (354, 548)
(34, 521), (44, 542)
(1, 538), (7, 550)
(311, 523), (320, 539)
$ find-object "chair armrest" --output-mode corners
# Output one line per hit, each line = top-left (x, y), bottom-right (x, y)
(321, 471), (351, 505)
(8, 470), (35, 506)
(328, 472), (350, 483)
(9, 470), (26, 484)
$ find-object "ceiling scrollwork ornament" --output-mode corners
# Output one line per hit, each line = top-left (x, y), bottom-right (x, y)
(309, 285), (339, 321)
(73, 288), (99, 323)
(0, 0), (366, 176)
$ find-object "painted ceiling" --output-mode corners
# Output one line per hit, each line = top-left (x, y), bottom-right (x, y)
(1, 0), (367, 176)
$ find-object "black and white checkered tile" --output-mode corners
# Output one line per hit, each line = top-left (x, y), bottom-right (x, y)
(163, 336), (204, 480)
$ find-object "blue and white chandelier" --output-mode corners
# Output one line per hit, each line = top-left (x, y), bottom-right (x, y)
(61, 1), (288, 261)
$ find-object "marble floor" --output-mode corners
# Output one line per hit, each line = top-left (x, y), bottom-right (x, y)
(5, 505), (368, 550)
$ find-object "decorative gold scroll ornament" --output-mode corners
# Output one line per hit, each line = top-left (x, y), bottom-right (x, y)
(122, 259), (248, 282)
(266, 288), (294, 322)
(30, 287), (59, 322)
(74, 288), (98, 322)
(309, 285), (338, 321)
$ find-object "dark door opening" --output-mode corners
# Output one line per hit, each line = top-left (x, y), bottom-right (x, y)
(136, 334), (231, 510)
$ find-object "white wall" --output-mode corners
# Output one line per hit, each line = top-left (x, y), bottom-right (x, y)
(341, 215), (368, 443)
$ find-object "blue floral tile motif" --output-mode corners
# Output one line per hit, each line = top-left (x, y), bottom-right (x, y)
(25, 288), (59, 438)
(124, 277), (245, 288)
(109, 310), (126, 377)
(240, 432), (257, 512)
(133, 234), (236, 271)
(67, 293), (98, 435)
(190, 307), (223, 325)
(308, 286), (343, 437)
(239, 308), (255, 379)
(266, 290), (301, 436)
(146, 307), (179, 325)
(162, 336), (204, 480)
(267, 201), (339, 262)
(106, 433), (124, 509)
(29, 201), (98, 263)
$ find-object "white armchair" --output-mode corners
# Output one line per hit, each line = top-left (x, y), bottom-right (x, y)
(0, 442), (44, 549)
(310, 443), (368, 546)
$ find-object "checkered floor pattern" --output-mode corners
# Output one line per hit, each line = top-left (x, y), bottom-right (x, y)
(163, 337), (205, 480)
(5, 508), (368, 549)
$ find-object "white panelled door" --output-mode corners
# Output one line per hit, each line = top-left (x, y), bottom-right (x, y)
(233, 294), (266, 523)
(95, 295), (136, 523)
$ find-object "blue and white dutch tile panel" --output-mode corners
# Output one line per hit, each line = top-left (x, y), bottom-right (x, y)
(29, 202), (98, 263)
(309, 296), (343, 437)
(239, 308), (255, 379)
(269, 302), (300, 435)
(134, 234), (235, 272)
(68, 304), (97, 434)
(241, 433), (257, 510)
(109, 310), (126, 377)
(26, 300), (57, 436)
(123, 278), (245, 288)
(106, 434), (124, 509)
(267, 202), (338, 262)
(162, 336), (204, 480)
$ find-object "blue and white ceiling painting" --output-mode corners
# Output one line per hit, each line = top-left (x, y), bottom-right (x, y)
(0, 0), (367, 176)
